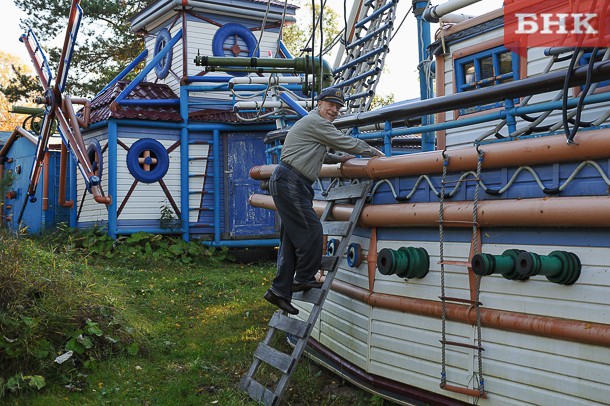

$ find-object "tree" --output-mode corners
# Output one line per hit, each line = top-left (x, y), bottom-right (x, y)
(282, 0), (340, 58)
(11, 0), (150, 98)
(0, 51), (37, 131)
(370, 93), (395, 109)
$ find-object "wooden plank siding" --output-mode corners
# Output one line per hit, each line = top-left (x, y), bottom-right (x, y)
(289, 232), (610, 404)
(144, 15), (282, 99)
(77, 128), (109, 226)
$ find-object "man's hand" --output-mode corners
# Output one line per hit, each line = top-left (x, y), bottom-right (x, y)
(339, 154), (355, 162)
(374, 148), (385, 157)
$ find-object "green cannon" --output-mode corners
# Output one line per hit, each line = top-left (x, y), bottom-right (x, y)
(377, 247), (430, 279)
(471, 249), (528, 281)
(193, 55), (333, 93)
(517, 250), (581, 285)
(472, 249), (581, 285)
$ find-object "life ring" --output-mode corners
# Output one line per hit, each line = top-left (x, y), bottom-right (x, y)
(154, 28), (173, 79)
(126, 138), (169, 184)
(86, 139), (104, 191)
(212, 23), (260, 76)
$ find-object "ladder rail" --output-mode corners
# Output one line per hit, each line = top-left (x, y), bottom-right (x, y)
(240, 181), (372, 405)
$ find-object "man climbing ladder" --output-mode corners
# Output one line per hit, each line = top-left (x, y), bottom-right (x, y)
(262, 87), (383, 315)
(240, 180), (373, 405)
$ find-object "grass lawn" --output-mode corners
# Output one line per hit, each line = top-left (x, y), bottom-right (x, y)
(1, 234), (380, 405)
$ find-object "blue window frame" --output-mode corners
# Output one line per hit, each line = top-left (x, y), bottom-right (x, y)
(455, 46), (520, 114)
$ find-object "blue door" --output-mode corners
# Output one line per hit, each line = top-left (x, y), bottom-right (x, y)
(226, 132), (277, 238)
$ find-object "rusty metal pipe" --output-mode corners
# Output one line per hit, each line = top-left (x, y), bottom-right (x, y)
(68, 97), (91, 128)
(250, 130), (610, 181)
(331, 280), (610, 347)
(249, 194), (610, 228)
(58, 143), (73, 208)
(42, 152), (50, 211)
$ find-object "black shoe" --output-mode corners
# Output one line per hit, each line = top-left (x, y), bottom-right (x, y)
(264, 290), (299, 315)
(291, 281), (324, 292)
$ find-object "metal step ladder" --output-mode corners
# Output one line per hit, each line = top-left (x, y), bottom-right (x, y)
(240, 180), (373, 405)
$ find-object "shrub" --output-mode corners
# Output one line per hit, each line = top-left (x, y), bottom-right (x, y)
(0, 230), (139, 398)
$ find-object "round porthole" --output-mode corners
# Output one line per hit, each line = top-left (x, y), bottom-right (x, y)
(212, 23), (260, 76)
(154, 28), (173, 79)
(126, 138), (169, 183)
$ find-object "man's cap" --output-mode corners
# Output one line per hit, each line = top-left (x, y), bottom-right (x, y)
(317, 87), (345, 107)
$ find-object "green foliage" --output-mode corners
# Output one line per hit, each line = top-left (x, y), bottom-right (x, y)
(38, 225), (233, 265)
(370, 93), (396, 110)
(0, 170), (16, 215)
(0, 230), (141, 399)
(283, 0), (340, 57)
(12, 0), (149, 98)
(0, 231), (372, 404)
(159, 203), (179, 230)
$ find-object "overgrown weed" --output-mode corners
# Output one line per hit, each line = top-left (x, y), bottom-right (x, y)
(0, 228), (376, 405)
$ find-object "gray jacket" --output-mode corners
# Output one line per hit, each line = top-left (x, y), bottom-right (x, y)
(281, 109), (379, 181)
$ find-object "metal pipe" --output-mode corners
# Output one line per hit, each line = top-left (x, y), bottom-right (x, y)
(436, 12), (474, 24)
(423, 0), (483, 23)
(234, 100), (312, 111)
(68, 97), (91, 128)
(279, 93), (308, 117)
(107, 119), (118, 238)
(228, 76), (306, 86)
(180, 85), (190, 241)
(213, 129), (220, 244)
(58, 143), (73, 208)
(42, 152), (49, 211)
(331, 280), (610, 347)
(250, 129), (610, 180)
(113, 29), (183, 105)
(96, 49), (148, 96)
(200, 238), (280, 247)
(334, 60), (610, 129)
(249, 194), (610, 228)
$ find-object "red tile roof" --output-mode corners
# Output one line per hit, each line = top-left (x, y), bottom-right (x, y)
(88, 81), (182, 124)
(88, 80), (276, 125)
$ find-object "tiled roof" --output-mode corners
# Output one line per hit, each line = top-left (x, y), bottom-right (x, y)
(88, 80), (276, 125)
(88, 81), (182, 124)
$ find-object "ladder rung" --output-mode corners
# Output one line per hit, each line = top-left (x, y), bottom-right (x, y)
(441, 383), (487, 399)
(189, 207), (213, 211)
(254, 343), (295, 374)
(439, 260), (471, 267)
(322, 221), (351, 236)
(320, 256), (339, 271)
(439, 296), (482, 306)
(324, 182), (369, 200)
(292, 288), (323, 304)
(440, 340), (484, 351)
(240, 377), (279, 405)
(240, 180), (371, 405)
(268, 312), (310, 338)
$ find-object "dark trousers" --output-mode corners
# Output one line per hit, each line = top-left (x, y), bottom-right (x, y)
(268, 163), (322, 299)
